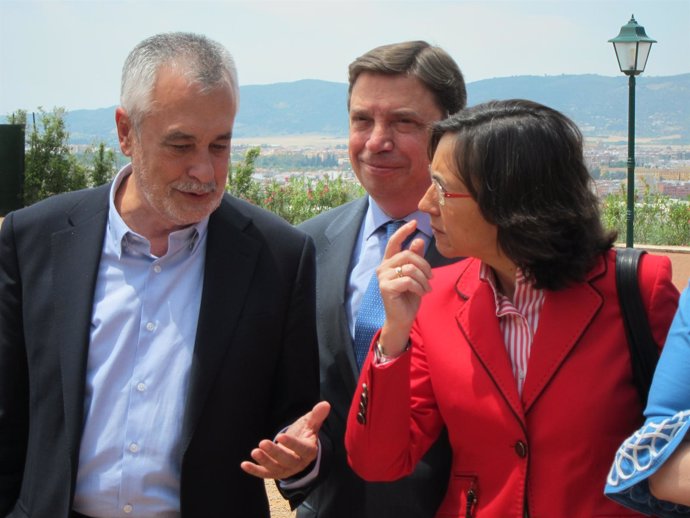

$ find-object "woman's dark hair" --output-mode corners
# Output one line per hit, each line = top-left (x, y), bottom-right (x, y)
(429, 99), (616, 290)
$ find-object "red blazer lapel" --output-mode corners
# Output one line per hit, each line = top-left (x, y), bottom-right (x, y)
(454, 261), (525, 424)
(521, 259), (606, 412)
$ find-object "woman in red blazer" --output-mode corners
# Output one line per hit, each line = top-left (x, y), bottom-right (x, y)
(345, 100), (679, 517)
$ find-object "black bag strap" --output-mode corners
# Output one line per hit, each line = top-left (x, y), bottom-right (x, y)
(615, 248), (659, 407)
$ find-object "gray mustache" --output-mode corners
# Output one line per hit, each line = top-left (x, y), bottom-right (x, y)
(175, 182), (217, 194)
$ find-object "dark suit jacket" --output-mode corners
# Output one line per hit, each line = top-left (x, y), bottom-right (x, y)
(297, 197), (454, 518)
(0, 184), (320, 518)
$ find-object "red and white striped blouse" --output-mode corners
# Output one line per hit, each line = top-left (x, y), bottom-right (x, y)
(480, 263), (546, 395)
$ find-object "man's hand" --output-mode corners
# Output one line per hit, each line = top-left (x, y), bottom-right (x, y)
(240, 401), (331, 480)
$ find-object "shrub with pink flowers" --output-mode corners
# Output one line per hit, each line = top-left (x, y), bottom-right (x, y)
(227, 147), (364, 224)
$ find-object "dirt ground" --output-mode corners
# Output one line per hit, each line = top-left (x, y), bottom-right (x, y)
(266, 481), (295, 518)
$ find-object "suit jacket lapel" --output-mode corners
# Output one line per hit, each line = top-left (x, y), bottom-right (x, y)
(319, 198), (368, 386)
(180, 197), (261, 450)
(52, 186), (110, 463)
(521, 261), (605, 412)
(454, 260), (526, 424)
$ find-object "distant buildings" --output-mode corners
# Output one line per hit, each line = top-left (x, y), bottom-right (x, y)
(585, 139), (690, 200)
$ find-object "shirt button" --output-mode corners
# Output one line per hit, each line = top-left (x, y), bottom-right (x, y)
(123, 504), (133, 514)
(153, 264), (162, 273)
(137, 382), (147, 392)
(146, 322), (155, 331)
(129, 443), (139, 453)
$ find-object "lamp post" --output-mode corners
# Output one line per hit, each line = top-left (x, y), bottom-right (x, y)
(609, 15), (656, 248)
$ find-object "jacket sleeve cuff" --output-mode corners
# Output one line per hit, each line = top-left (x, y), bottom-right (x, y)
(606, 410), (690, 516)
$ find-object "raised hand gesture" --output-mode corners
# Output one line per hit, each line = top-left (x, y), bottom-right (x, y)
(376, 220), (433, 356)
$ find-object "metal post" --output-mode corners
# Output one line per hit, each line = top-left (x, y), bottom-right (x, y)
(626, 74), (636, 248)
(0, 125), (25, 215)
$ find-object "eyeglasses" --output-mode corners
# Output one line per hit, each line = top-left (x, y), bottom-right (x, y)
(431, 177), (472, 206)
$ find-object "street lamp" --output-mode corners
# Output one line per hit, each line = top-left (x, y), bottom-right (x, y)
(609, 15), (656, 248)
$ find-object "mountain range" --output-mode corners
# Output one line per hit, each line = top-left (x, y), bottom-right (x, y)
(5, 74), (690, 145)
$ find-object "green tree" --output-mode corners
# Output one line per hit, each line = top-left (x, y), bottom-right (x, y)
(227, 146), (261, 200)
(7, 109), (27, 126)
(21, 107), (87, 205)
(88, 142), (117, 186)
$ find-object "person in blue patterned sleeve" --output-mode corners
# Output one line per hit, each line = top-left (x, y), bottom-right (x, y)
(606, 280), (690, 517)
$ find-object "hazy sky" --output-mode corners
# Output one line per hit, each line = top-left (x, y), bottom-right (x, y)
(1, 0), (688, 114)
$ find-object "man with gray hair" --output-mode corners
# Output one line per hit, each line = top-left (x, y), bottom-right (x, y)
(0, 32), (328, 518)
(298, 41), (466, 518)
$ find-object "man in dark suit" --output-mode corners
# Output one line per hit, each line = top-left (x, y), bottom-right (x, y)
(297, 41), (466, 518)
(0, 32), (328, 518)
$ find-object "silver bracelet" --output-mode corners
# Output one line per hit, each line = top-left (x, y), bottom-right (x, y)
(375, 339), (411, 364)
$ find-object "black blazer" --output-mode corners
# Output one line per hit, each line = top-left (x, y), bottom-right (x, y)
(0, 185), (320, 518)
(298, 197), (454, 518)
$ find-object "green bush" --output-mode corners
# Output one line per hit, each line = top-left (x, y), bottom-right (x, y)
(227, 147), (364, 224)
(601, 182), (689, 246)
(257, 175), (364, 224)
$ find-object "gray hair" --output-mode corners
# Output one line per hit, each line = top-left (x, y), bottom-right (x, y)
(348, 40), (467, 117)
(121, 32), (239, 130)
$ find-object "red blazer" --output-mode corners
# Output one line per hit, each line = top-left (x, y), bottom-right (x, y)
(346, 251), (679, 518)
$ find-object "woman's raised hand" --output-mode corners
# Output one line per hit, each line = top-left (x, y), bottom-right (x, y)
(376, 220), (433, 355)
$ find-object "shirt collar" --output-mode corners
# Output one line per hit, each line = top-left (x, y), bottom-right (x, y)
(363, 195), (432, 240)
(107, 164), (209, 259)
(479, 262), (539, 314)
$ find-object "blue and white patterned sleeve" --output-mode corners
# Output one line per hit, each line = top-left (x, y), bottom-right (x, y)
(606, 412), (690, 517)
(606, 283), (690, 517)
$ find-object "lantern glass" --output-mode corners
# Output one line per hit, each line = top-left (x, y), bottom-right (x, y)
(613, 41), (638, 73)
(635, 42), (653, 73)
(609, 16), (656, 76)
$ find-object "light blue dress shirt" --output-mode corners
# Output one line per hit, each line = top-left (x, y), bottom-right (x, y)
(73, 165), (208, 517)
(346, 196), (432, 338)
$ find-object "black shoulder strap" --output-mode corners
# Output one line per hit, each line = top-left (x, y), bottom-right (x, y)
(615, 248), (659, 407)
